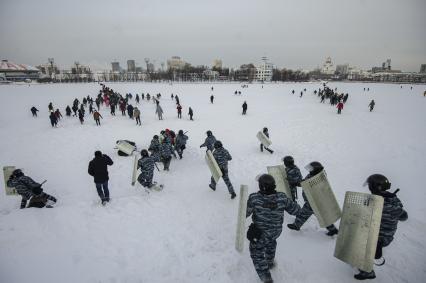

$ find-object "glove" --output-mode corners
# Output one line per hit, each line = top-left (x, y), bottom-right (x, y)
(247, 223), (262, 242)
(399, 210), (408, 221)
(199, 145), (203, 148)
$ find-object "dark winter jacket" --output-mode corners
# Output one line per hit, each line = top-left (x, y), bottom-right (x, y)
(378, 191), (408, 246)
(200, 135), (217, 151)
(247, 191), (300, 239)
(49, 112), (57, 123)
(285, 165), (303, 188)
(160, 141), (174, 159)
(137, 156), (155, 183)
(7, 175), (41, 201)
(175, 134), (188, 149)
(88, 154), (113, 183)
(148, 139), (161, 162)
(212, 147), (232, 170)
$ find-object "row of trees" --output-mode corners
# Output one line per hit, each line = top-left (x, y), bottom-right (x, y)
(37, 64), (317, 83)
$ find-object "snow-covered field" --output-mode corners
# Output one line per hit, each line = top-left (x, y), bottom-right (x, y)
(0, 82), (425, 283)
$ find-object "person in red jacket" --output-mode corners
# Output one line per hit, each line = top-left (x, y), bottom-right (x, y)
(337, 101), (344, 114)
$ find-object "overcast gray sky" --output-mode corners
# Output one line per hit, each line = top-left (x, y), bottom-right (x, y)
(1, 0), (425, 71)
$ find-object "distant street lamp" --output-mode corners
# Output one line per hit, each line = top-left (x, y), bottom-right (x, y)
(48, 58), (55, 81)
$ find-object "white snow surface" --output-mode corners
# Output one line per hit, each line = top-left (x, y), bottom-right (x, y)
(0, 82), (425, 283)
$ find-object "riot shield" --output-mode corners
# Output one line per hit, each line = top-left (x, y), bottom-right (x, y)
(300, 170), (342, 227)
(117, 141), (136, 155)
(267, 165), (292, 198)
(235, 185), (249, 252)
(334, 191), (384, 272)
(131, 155), (139, 186)
(3, 166), (17, 195)
(256, 131), (271, 147)
(205, 150), (223, 183)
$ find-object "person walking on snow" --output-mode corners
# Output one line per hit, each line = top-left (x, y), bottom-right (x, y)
(209, 141), (236, 199)
(210, 95), (214, 104)
(247, 174), (300, 283)
(260, 127), (273, 154)
(127, 104), (134, 119)
(242, 101), (248, 115)
(369, 100), (375, 112)
(337, 101), (344, 114)
(137, 149), (156, 188)
(78, 109), (84, 124)
(148, 135), (161, 162)
(54, 109), (62, 121)
(353, 174), (408, 280)
(188, 107), (194, 120)
(49, 111), (58, 127)
(65, 106), (72, 117)
(287, 161), (339, 236)
(283, 156), (302, 201)
(155, 101), (164, 120)
(177, 104), (182, 119)
(30, 107), (39, 117)
(175, 130), (188, 159)
(160, 136), (174, 171)
(93, 110), (103, 126)
(88, 151), (113, 205)
(132, 107), (140, 125)
(200, 130), (216, 151)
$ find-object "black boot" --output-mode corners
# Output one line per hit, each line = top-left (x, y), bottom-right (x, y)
(230, 192), (236, 199)
(287, 223), (300, 231)
(209, 184), (216, 191)
(354, 270), (376, 280)
(326, 225), (338, 236)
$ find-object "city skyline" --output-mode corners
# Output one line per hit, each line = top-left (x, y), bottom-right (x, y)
(1, 0), (425, 72)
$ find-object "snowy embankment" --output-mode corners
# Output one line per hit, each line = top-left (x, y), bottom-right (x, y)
(0, 82), (425, 283)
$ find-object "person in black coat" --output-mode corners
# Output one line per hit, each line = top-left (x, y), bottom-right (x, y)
(49, 112), (57, 127)
(30, 107), (39, 117)
(242, 101), (248, 115)
(88, 151), (113, 205)
(65, 106), (72, 116)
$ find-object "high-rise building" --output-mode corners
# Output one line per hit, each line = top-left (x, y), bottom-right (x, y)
(111, 62), (120, 72)
(127, 60), (136, 72)
(256, 57), (273, 82)
(420, 64), (426, 73)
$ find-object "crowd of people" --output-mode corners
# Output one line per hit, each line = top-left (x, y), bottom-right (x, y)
(31, 83), (197, 128)
(15, 83), (412, 283)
